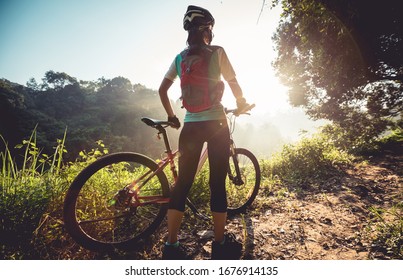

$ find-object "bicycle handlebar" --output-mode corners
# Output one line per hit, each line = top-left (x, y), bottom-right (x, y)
(142, 103), (255, 131)
(225, 103), (255, 116)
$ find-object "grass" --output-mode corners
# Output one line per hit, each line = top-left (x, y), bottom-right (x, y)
(261, 132), (354, 185)
(0, 131), (112, 259)
(1, 129), (68, 259)
(1, 127), (401, 259)
(366, 204), (403, 259)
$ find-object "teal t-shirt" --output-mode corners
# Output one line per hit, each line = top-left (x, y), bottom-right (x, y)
(183, 104), (226, 122)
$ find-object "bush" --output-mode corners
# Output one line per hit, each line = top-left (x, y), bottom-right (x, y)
(262, 131), (353, 184)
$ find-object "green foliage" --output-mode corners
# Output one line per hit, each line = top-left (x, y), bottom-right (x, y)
(271, 0), (403, 145)
(0, 129), (68, 259)
(319, 123), (403, 155)
(367, 204), (403, 259)
(1, 73), (183, 164)
(188, 164), (211, 209)
(262, 129), (353, 184)
(381, 126), (403, 142)
(41, 70), (78, 90)
(320, 123), (380, 154)
(0, 133), (112, 259)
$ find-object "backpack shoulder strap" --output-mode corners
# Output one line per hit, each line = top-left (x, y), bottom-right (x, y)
(205, 45), (221, 54)
(175, 49), (189, 77)
(202, 45), (221, 67)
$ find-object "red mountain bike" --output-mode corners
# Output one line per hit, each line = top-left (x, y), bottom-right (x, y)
(63, 105), (260, 251)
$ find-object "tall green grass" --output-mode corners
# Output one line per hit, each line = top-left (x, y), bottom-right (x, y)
(1, 129), (68, 259)
(1, 132), (112, 259)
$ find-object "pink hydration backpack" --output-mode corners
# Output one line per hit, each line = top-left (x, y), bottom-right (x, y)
(177, 46), (224, 113)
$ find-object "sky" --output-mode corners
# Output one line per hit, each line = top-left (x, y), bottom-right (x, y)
(0, 0), (323, 144)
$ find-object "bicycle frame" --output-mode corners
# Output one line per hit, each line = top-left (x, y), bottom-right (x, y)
(123, 120), (209, 216)
(123, 117), (222, 220)
(127, 106), (253, 219)
(127, 152), (178, 207)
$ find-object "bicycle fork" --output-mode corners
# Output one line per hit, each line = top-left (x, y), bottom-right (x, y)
(229, 140), (244, 186)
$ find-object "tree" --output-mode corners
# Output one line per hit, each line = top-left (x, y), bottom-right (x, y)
(0, 79), (25, 151)
(271, 0), (403, 146)
(41, 70), (78, 90)
(1, 72), (183, 163)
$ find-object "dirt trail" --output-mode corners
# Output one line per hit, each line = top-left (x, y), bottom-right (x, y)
(152, 153), (401, 260)
(94, 153), (401, 260)
(232, 153), (402, 260)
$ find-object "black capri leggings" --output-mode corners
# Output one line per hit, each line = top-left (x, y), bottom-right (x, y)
(168, 120), (230, 213)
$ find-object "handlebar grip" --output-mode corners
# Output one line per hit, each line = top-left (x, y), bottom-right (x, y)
(234, 103), (255, 116)
(246, 103), (256, 111)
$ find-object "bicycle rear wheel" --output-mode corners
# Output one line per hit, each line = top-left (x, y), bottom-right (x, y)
(63, 152), (169, 251)
(226, 148), (260, 215)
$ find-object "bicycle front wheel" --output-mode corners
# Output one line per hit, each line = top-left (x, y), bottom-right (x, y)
(63, 152), (169, 251)
(226, 148), (261, 215)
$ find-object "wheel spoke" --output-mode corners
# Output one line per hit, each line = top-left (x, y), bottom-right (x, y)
(78, 211), (130, 225)
(226, 148), (260, 214)
(63, 153), (169, 251)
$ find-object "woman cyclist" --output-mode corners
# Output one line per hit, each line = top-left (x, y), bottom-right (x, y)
(158, 5), (249, 260)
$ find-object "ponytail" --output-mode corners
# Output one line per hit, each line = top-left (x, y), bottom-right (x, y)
(186, 28), (212, 47)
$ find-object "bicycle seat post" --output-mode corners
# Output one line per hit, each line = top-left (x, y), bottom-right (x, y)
(141, 117), (177, 174)
(158, 126), (173, 157)
(158, 126), (178, 180)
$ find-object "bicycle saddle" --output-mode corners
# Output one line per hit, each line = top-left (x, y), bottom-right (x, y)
(141, 117), (170, 128)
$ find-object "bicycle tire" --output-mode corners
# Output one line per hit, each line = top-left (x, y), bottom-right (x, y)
(226, 148), (260, 215)
(63, 152), (169, 251)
